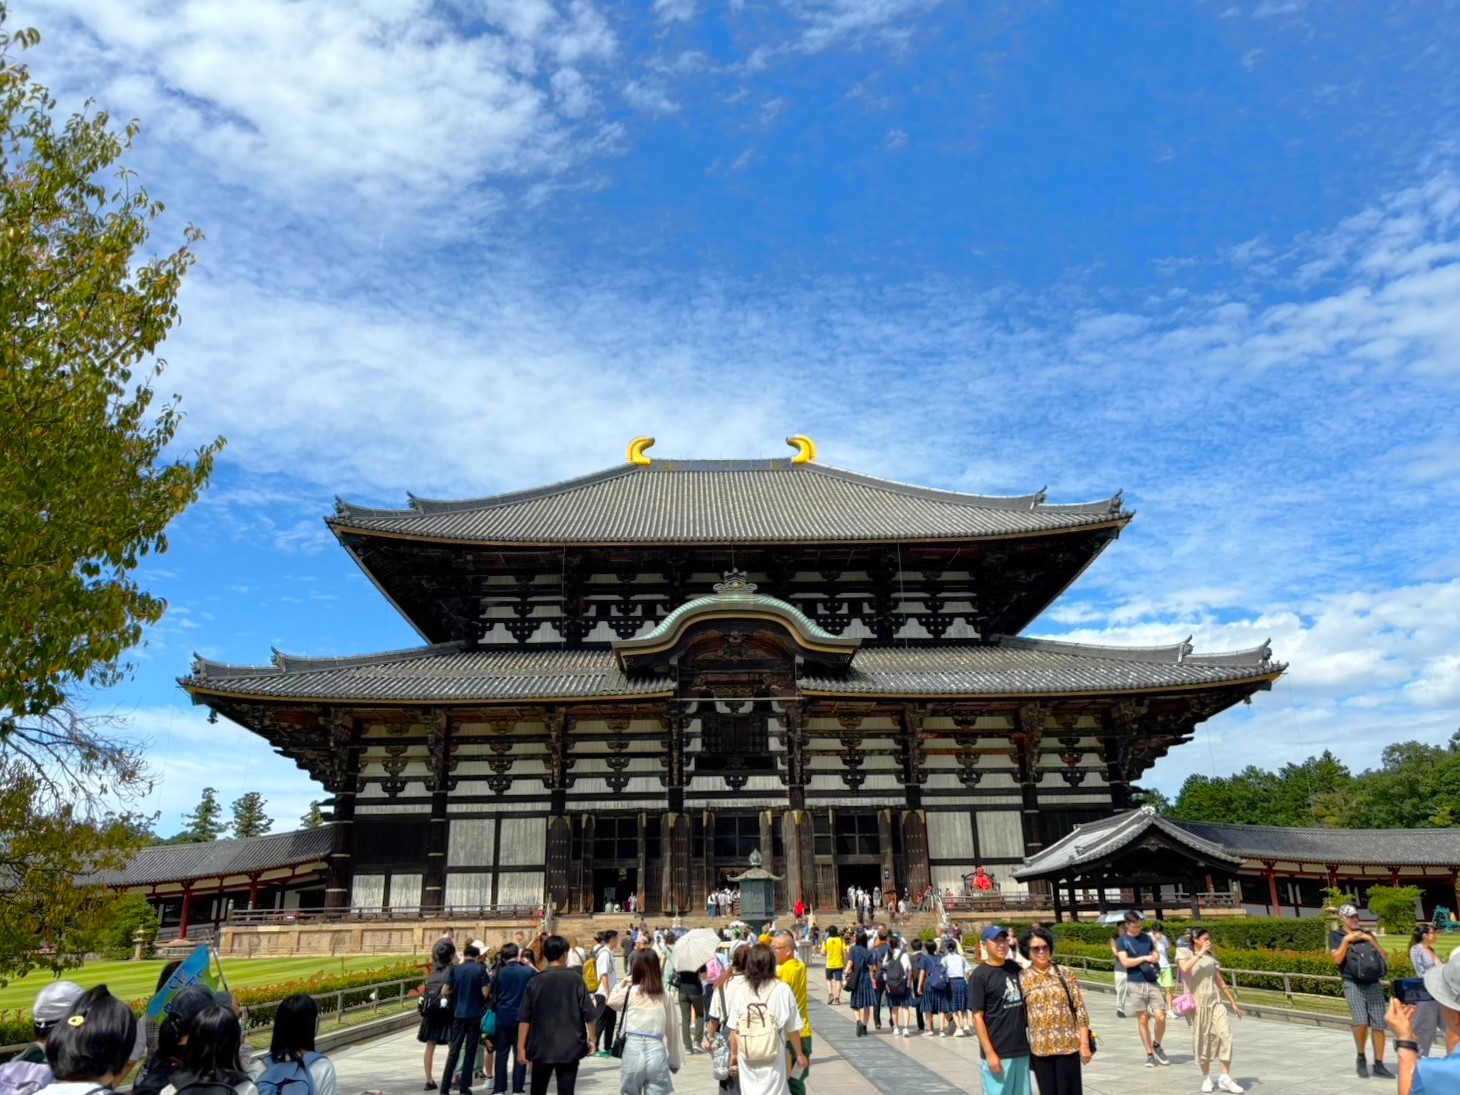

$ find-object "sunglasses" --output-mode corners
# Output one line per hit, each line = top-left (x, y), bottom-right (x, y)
(1028, 944), (1051, 953)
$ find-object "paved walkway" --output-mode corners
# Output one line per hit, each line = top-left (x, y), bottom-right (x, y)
(332, 992), (1397, 1094)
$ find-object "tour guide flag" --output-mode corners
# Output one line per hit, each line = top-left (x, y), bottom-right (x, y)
(145, 943), (222, 1020)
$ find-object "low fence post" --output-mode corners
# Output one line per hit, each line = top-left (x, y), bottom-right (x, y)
(336, 990), (344, 1025)
(1282, 973), (1293, 1003)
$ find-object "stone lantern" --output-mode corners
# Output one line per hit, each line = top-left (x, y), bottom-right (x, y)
(729, 849), (783, 933)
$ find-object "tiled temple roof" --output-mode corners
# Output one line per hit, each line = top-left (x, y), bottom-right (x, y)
(329, 460), (1129, 545)
(91, 827), (333, 886)
(1014, 807), (1244, 880)
(1172, 821), (1460, 868)
(183, 633), (1279, 704)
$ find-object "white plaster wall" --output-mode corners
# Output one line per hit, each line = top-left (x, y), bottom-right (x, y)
(351, 874), (385, 908)
(928, 812), (975, 860)
(977, 810), (1026, 859)
(448, 818), (496, 868)
(496, 872), (545, 906)
(445, 873), (493, 907)
(499, 817), (547, 866)
(390, 873), (423, 910)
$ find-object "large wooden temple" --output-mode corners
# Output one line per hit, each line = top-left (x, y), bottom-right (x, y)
(182, 439), (1284, 916)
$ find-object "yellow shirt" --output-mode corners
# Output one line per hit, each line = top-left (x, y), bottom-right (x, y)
(777, 956), (811, 1038)
(823, 935), (845, 970)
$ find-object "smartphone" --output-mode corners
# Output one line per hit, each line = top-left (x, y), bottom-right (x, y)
(1392, 977), (1432, 1005)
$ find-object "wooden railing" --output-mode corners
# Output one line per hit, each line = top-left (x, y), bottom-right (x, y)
(226, 903), (544, 927)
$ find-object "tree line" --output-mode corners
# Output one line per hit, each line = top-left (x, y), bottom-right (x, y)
(1142, 731), (1460, 829)
(145, 789), (326, 844)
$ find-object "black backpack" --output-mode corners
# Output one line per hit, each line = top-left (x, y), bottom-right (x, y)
(883, 955), (909, 995)
(1344, 936), (1388, 985)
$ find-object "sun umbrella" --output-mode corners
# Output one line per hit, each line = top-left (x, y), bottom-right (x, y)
(673, 928), (721, 972)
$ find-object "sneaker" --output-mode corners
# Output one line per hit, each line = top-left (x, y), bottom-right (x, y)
(1152, 1044), (1170, 1065)
(1145, 1055), (1157, 1069)
(921, 1030), (936, 1037)
(954, 1028), (967, 1037)
(941, 1030), (951, 1037)
(1116, 1009), (1126, 1019)
(595, 1051), (613, 1059)
(1356, 1056), (1369, 1078)
(1217, 1077), (1244, 1093)
(856, 1022), (866, 1037)
(1372, 1062), (1392, 1079)
(1201, 1079), (1214, 1093)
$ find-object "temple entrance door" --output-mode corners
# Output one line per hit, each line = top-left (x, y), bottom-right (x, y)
(594, 866), (639, 912)
(837, 864), (884, 913)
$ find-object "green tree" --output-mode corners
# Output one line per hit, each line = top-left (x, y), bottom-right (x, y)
(181, 787), (225, 841)
(1366, 885), (1424, 934)
(299, 801), (326, 830)
(0, 4), (222, 734)
(230, 791), (271, 839)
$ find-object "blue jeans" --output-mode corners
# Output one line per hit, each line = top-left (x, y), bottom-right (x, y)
(618, 1033), (673, 1095)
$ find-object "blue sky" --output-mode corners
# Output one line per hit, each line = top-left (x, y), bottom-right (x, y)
(17, 0), (1459, 834)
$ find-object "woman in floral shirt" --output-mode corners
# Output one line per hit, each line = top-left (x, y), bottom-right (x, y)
(1018, 927), (1093, 1095)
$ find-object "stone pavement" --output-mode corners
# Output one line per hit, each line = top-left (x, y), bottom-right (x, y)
(331, 991), (1401, 1094)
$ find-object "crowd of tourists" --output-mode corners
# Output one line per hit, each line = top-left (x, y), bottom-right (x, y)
(0, 964), (337, 1095)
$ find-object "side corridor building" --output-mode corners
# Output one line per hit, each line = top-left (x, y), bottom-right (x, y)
(181, 442), (1283, 916)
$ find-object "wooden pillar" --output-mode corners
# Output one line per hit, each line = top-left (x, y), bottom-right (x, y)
(1388, 865), (1402, 886)
(877, 809), (896, 907)
(636, 811), (649, 913)
(703, 810), (715, 896)
(1327, 864), (1340, 892)
(1264, 861), (1281, 918)
(664, 812), (691, 916)
(1052, 879), (1065, 923)
(781, 810), (816, 913)
(179, 883), (193, 940)
(1188, 876), (1201, 919)
(1015, 705), (1045, 853)
(324, 712), (358, 912)
(901, 810), (931, 905)
(580, 814), (596, 913)
(546, 815), (573, 915)
(424, 711), (452, 914)
(247, 873), (260, 911)
(1067, 879), (1080, 921)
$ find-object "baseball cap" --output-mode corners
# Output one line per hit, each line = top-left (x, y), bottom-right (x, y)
(32, 981), (83, 1027)
(1338, 904), (1359, 918)
(980, 925), (1008, 943)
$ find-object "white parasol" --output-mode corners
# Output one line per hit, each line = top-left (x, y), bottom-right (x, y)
(672, 928), (721, 973)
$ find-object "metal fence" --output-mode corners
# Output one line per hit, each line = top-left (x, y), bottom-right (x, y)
(226, 903), (543, 927)
(1055, 952), (1351, 1004)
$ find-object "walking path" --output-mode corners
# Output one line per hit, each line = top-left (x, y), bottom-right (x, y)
(332, 991), (1399, 1094)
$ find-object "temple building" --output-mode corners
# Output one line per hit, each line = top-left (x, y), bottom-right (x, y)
(181, 439), (1284, 916)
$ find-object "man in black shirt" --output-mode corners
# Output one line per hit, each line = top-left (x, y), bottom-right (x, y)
(441, 943), (489, 1095)
(969, 925), (1031, 1095)
(518, 935), (597, 1095)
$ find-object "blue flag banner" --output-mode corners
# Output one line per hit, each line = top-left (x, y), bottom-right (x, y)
(144, 943), (219, 1021)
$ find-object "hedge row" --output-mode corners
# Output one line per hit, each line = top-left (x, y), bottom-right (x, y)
(1050, 917), (1330, 952)
(1053, 941), (1414, 998)
(0, 960), (425, 1049)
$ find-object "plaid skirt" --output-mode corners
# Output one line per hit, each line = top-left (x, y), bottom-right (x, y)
(921, 984), (948, 1014)
(948, 978), (968, 1012)
(850, 978), (879, 1009)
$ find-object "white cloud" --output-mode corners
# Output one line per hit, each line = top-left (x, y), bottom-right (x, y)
(652, 0), (696, 23)
(622, 79), (681, 116)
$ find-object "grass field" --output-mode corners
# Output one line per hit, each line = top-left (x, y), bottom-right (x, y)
(0, 956), (424, 1015)
(1378, 932), (1460, 959)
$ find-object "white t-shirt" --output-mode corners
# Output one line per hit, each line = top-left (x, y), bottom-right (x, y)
(566, 945), (586, 968)
(942, 952), (971, 980)
(596, 945), (617, 995)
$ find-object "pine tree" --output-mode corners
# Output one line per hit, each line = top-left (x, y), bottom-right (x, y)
(299, 801), (326, 830)
(230, 791), (272, 839)
(181, 787), (226, 841)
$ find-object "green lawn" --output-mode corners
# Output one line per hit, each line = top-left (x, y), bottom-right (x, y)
(0, 956), (422, 1015)
(1378, 933), (1460, 959)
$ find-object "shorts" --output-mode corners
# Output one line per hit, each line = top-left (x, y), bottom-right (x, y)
(826, 967), (843, 982)
(1157, 968), (1175, 990)
(1342, 979), (1387, 1030)
(1126, 979), (1166, 1016)
(980, 1053), (1031, 1095)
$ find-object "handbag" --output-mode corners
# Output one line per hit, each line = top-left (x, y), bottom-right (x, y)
(480, 1008), (497, 1037)
(1054, 965), (1098, 1057)
(610, 987), (631, 1058)
(1172, 991), (1197, 1016)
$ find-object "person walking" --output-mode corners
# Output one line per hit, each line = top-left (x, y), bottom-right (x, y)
(608, 950), (681, 1095)
(941, 938), (973, 1037)
(845, 931), (876, 1037)
(1330, 902), (1391, 1078)
(517, 935), (597, 1095)
(0, 980), (82, 1094)
(1177, 928), (1244, 1093)
(1409, 923), (1443, 1055)
(1115, 912), (1169, 1068)
(1151, 923), (1175, 1012)
(729, 946), (806, 1095)
(770, 931), (812, 1095)
(1108, 928), (1128, 1019)
(919, 940), (948, 1037)
(870, 928), (891, 1031)
(135, 987), (218, 1095)
(34, 986), (137, 1095)
(161, 1007), (259, 1095)
(251, 994), (338, 1095)
(882, 936), (913, 1037)
(491, 943), (538, 1095)
(676, 961), (707, 1058)
(594, 931), (621, 1058)
(420, 940), (457, 1089)
(820, 927), (845, 1006)
(1018, 926), (1091, 1095)
(969, 926), (1030, 1095)
(441, 943), (490, 1095)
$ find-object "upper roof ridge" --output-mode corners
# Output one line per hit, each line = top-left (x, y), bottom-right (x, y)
(1001, 634), (1277, 668)
(331, 458), (1127, 523)
(191, 641), (465, 680)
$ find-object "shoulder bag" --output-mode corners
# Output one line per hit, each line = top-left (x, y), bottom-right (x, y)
(710, 983), (733, 1082)
(1054, 965), (1097, 1057)
(610, 986), (631, 1059)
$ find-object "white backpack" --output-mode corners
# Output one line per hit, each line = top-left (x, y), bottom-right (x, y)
(738, 986), (782, 1065)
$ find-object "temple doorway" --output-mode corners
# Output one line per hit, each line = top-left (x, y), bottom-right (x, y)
(593, 865), (638, 912)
